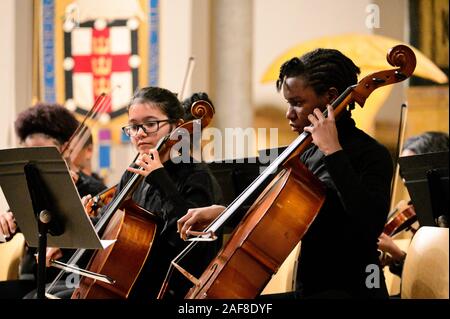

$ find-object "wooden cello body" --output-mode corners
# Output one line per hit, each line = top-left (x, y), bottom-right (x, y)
(187, 158), (324, 298)
(175, 45), (417, 299)
(383, 202), (417, 237)
(72, 200), (158, 298)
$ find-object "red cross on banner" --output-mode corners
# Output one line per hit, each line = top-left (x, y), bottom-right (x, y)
(64, 19), (140, 118)
(71, 28), (131, 113)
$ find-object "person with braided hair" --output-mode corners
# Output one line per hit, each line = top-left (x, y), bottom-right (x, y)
(177, 48), (393, 299)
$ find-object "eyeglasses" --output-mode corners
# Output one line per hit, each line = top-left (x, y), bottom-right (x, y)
(121, 119), (173, 137)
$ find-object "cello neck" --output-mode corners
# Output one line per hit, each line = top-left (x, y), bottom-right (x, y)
(203, 87), (356, 235)
(94, 135), (170, 234)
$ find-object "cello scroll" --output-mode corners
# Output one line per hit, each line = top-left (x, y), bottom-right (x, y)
(351, 45), (416, 109)
(160, 45), (417, 300)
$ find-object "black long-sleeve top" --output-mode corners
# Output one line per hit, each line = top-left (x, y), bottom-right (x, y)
(75, 171), (107, 198)
(297, 113), (393, 298)
(114, 157), (223, 299)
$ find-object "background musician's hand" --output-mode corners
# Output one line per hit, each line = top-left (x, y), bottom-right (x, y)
(81, 194), (93, 217)
(0, 211), (17, 238)
(377, 233), (406, 262)
(81, 194), (92, 207)
(127, 149), (163, 177)
(177, 205), (225, 240)
(41, 247), (63, 267)
(303, 105), (342, 156)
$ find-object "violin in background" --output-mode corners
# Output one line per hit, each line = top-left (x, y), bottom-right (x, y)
(379, 200), (417, 268)
(383, 200), (417, 237)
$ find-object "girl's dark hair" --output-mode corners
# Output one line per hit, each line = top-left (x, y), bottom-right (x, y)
(403, 131), (449, 155)
(128, 86), (184, 121)
(14, 103), (79, 144)
(276, 48), (361, 108)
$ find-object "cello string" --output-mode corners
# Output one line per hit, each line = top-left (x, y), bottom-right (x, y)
(157, 240), (200, 298)
(92, 135), (171, 235)
(47, 151), (141, 294)
(157, 98), (345, 297)
(202, 87), (355, 235)
(178, 46), (417, 299)
(48, 132), (178, 294)
(51, 99), (212, 297)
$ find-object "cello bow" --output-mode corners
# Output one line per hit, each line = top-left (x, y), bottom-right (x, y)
(158, 45), (417, 299)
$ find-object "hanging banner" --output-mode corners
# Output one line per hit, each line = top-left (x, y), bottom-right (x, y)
(35, 0), (159, 144)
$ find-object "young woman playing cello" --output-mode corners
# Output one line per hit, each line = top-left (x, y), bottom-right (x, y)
(177, 49), (397, 299)
(44, 86), (223, 299)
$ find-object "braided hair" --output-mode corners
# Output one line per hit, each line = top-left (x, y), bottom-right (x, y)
(276, 48), (361, 109)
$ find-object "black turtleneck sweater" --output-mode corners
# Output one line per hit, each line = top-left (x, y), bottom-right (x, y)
(297, 113), (393, 299)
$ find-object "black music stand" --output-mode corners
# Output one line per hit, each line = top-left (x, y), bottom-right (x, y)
(0, 147), (107, 299)
(399, 151), (449, 227)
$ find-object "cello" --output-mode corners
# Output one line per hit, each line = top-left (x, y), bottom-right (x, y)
(159, 45), (417, 299)
(383, 200), (417, 237)
(84, 57), (197, 218)
(43, 99), (214, 298)
(70, 99), (215, 299)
